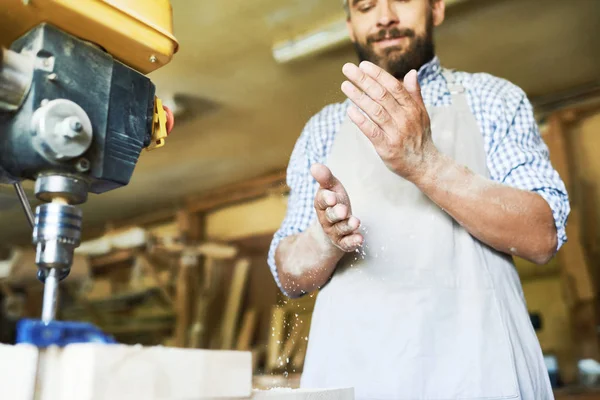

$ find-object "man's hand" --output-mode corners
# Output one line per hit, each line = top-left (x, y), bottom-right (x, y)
(310, 163), (363, 252)
(339, 61), (559, 265)
(341, 61), (439, 183)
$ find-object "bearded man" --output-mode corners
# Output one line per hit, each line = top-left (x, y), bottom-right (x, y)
(268, 1), (570, 399)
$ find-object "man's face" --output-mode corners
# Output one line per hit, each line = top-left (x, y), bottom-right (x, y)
(346, 0), (445, 80)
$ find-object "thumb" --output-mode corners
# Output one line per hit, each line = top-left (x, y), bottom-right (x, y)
(310, 163), (342, 191)
(403, 69), (424, 105)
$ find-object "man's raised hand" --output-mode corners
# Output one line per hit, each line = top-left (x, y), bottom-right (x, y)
(340, 61), (440, 184)
(310, 163), (363, 252)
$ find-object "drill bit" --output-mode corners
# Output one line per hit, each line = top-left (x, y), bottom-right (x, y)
(41, 268), (59, 323)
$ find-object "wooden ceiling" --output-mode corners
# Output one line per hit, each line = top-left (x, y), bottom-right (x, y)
(0, 0), (599, 244)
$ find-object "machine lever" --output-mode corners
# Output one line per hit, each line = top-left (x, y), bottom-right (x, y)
(14, 182), (35, 228)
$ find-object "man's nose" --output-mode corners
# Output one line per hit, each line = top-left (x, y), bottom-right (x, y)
(376, 4), (400, 27)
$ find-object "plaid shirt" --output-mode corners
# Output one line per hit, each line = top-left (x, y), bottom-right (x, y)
(268, 56), (570, 292)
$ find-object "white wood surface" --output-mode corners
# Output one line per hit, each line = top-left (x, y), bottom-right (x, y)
(1, 343), (252, 400)
(250, 388), (354, 400)
(0, 344), (38, 400)
(0, 344), (354, 400)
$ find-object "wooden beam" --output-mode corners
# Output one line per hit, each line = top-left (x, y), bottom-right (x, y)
(137, 254), (174, 306)
(174, 255), (196, 348)
(173, 209), (205, 348)
(545, 112), (599, 368)
(236, 308), (258, 351)
(111, 208), (178, 231)
(89, 249), (135, 269)
(546, 114), (595, 303)
(220, 258), (251, 350)
(108, 170), (287, 236)
(186, 170), (287, 213)
(176, 209), (203, 243)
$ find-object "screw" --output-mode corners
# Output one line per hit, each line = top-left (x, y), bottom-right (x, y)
(43, 58), (51, 67)
(149, 55), (157, 63)
(70, 120), (82, 132)
(75, 158), (90, 172)
(47, 73), (57, 81)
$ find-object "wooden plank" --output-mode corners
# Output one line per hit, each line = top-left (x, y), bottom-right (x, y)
(2, 344), (253, 400)
(545, 112), (600, 376)
(236, 308), (258, 351)
(187, 170), (288, 213)
(291, 335), (308, 372)
(545, 114), (596, 303)
(220, 258), (251, 350)
(206, 196), (288, 242)
(109, 170), (287, 231)
(173, 209), (205, 349)
(251, 388), (354, 399)
(174, 254), (196, 348)
(189, 257), (222, 349)
(2, 344), (354, 400)
(0, 344), (38, 400)
(279, 314), (304, 368)
(266, 306), (286, 373)
(90, 250), (135, 269)
(176, 209), (203, 243)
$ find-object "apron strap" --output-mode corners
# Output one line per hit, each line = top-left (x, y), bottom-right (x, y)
(441, 68), (470, 110)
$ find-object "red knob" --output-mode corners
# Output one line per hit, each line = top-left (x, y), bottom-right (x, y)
(163, 105), (174, 134)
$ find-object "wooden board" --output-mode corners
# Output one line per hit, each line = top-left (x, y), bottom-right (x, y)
(220, 258), (250, 349)
(0, 343), (252, 400)
(250, 388), (354, 399)
(0, 344), (38, 400)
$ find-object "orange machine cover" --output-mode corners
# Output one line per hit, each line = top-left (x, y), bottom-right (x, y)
(0, 0), (179, 74)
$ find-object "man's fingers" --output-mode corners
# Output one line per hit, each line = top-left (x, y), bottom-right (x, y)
(325, 204), (349, 224)
(402, 69), (424, 106)
(358, 61), (415, 107)
(310, 163), (342, 191)
(341, 80), (394, 130)
(332, 215), (360, 236)
(347, 104), (386, 146)
(315, 189), (337, 210)
(338, 233), (364, 252)
(341, 63), (401, 128)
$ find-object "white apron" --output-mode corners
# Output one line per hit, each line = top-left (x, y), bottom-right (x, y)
(300, 71), (554, 400)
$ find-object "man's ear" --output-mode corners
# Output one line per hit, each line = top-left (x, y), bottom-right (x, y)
(432, 0), (445, 27)
(346, 19), (357, 43)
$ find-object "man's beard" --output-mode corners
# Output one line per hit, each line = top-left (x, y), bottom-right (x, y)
(353, 15), (435, 80)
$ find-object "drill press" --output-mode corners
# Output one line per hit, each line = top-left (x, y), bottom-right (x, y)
(0, 0), (178, 343)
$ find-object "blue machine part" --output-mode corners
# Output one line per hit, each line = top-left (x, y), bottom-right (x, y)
(16, 319), (117, 348)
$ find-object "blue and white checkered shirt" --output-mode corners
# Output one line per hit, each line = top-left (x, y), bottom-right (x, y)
(268, 56), (570, 292)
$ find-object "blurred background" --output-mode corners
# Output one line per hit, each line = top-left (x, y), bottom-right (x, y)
(0, 0), (599, 398)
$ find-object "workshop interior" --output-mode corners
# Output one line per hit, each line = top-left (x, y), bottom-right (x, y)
(0, 0), (599, 399)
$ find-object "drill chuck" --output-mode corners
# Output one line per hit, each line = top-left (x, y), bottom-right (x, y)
(33, 202), (82, 273)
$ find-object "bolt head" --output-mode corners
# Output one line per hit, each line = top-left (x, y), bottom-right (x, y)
(70, 120), (82, 132)
(75, 158), (90, 172)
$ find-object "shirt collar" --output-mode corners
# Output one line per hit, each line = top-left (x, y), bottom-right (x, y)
(417, 55), (441, 86)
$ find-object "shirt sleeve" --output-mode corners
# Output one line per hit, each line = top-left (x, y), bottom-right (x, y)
(486, 86), (570, 252)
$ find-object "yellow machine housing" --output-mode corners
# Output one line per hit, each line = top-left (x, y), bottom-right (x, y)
(0, 0), (179, 74)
